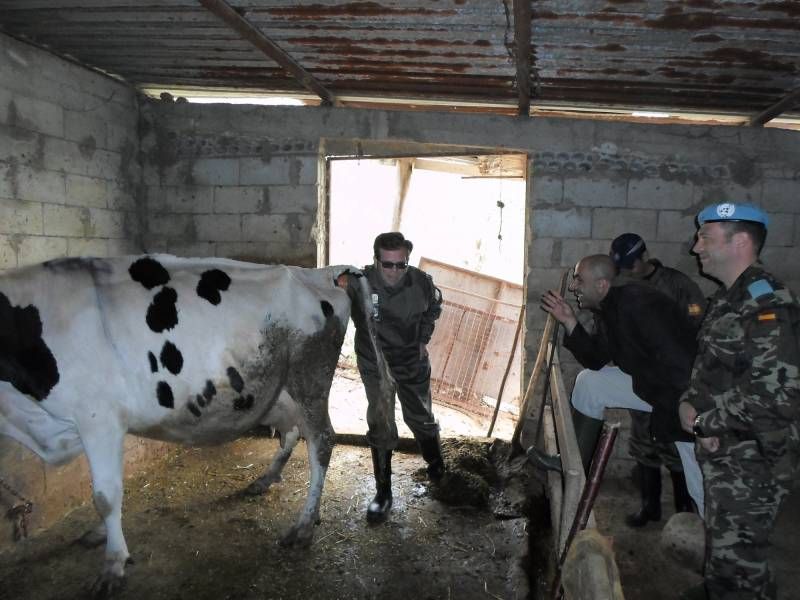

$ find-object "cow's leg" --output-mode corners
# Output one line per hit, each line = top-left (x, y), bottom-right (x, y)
(81, 426), (129, 598)
(245, 426), (300, 495)
(280, 410), (334, 548)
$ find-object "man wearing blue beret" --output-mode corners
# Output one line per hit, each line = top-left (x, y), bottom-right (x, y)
(679, 203), (800, 600)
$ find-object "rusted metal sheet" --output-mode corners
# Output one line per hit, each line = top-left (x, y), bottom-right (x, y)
(0, 0), (797, 116)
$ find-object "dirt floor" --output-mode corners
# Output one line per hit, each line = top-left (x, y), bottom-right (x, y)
(0, 435), (547, 600)
(592, 469), (800, 600)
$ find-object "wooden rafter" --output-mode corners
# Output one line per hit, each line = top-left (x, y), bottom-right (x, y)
(198, 0), (336, 106)
(747, 87), (800, 127)
(513, 0), (532, 117)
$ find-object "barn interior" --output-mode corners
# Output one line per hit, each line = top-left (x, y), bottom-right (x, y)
(0, 2), (799, 599)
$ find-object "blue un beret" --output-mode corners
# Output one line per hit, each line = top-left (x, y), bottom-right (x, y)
(697, 202), (769, 229)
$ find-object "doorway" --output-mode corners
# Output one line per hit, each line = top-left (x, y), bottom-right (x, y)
(326, 153), (527, 441)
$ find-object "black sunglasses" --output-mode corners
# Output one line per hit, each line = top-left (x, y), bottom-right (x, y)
(379, 260), (408, 270)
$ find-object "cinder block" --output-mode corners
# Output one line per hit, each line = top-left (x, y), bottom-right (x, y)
(0, 132), (43, 165)
(762, 179), (800, 213)
(239, 155), (317, 186)
(532, 208), (591, 238)
(194, 214), (242, 242)
(106, 183), (138, 211)
(560, 239), (612, 267)
(0, 162), (11, 199)
(64, 109), (107, 149)
(693, 180), (763, 206)
(7, 94), (64, 138)
(0, 199), (43, 235)
(0, 235), (17, 269)
(532, 174), (564, 205)
(147, 214), (194, 239)
(68, 238), (108, 257)
(66, 174), (107, 208)
(16, 235), (68, 266)
(628, 179), (694, 210)
(90, 208), (127, 239)
(85, 148), (122, 181)
(527, 238), (556, 268)
(191, 158), (240, 186)
(43, 137), (88, 176)
(167, 241), (215, 258)
(43, 204), (89, 237)
(263, 184), (318, 214)
(107, 238), (143, 256)
(214, 186), (264, 214)
(592, 208), (656, 240)
(656, 210), (698, 243)
(564, 176), (626, 207)
(149, 186), (214, 214)
(16, 167), (66, 204)
(242, 214), (292, 243)
(107, 123), (135, 152)
(765, 212), (795, 247)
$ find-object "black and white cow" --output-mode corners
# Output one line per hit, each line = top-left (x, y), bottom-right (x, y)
(0, 254), (391, 595)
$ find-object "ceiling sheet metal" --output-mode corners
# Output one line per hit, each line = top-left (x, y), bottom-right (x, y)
(0, 0), (798, 117)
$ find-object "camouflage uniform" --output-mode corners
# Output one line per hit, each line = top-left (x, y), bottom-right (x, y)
(683, 264), (800, 599)
(622, 260), (706, 472)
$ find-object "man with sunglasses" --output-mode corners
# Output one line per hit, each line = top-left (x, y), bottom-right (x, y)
(353, 232), (444, 523)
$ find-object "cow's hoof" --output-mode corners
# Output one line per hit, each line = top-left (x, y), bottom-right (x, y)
(279, 527), (313, 548)
(245, 477), (279, 496)
(90, 572), (126, 599)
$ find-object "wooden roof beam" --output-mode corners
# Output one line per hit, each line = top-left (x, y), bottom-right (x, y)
(747, 87), (800, 127)
(513, 0), (531, 117)
(198, 0), (336, 106)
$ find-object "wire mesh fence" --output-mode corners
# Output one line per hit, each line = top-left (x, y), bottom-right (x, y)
(428, 286), (523, 421)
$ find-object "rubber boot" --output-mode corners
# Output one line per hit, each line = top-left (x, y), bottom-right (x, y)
(417, 434), (445, 481)
(625, 465), (662, 528)
(670, 469), (694, 514)
(366, 447), (392, 523)
(527, 412), (603, 475)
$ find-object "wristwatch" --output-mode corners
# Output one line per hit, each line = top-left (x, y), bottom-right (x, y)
(692, 415), (704, 438)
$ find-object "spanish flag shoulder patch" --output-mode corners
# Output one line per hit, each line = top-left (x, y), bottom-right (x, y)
(757, 312), (777, 322)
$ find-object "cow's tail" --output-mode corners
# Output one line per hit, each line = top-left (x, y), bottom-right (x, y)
(337, 269), (394, 396)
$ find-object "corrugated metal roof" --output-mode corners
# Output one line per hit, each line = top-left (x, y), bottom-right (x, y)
(0, 0), (798, 119)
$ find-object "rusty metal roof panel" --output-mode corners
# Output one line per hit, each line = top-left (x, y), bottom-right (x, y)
(529, 0), (800, 112)
(0, 0), (798, 116)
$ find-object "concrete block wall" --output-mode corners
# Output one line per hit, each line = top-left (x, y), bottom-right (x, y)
(0, 34), (144, 274)
(0, 34), (158, 548)
(138, 100), (319, 265)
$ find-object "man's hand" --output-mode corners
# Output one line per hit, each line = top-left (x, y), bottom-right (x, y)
(698, 436), (720, 453)
(540, 290), (578, 334)
(420, 343), (429, 359)
(680, 401), (720, 453)
(679, 401), (697, 434)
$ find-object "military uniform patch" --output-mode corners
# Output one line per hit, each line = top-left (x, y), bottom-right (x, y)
(748, 279), (774, 299)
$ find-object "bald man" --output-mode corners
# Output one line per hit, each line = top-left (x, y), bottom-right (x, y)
(530, 255), (704, 516)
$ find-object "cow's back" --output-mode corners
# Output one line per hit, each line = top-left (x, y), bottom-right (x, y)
(1, 255), (353, 446)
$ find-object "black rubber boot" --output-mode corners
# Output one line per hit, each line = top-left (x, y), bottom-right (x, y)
(526, 412), (603, 475)
(366, 447), (392, 523)
(625, 465), (662, 528)
(417, 434), (445, 481)
(670, 469), (694, 514)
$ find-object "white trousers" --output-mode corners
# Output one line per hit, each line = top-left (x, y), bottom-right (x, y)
(571, 366), (705, 517)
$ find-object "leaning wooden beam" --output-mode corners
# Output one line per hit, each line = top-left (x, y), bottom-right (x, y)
(511, 270), (568, 452)
(198, 0), (336, 106)
(550, 349), (595, 553)
(513, 0), (532, 117)
(747, 86), (800, 127)
(510, 309), (555, 451)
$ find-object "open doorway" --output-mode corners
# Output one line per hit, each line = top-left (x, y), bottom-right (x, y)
(325, 153), (527, 441)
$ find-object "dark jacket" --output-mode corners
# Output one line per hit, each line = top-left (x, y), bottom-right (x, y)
(354, 265), (442, 366)
(641, 259), (707, 329)
(564, 283), (696, 443)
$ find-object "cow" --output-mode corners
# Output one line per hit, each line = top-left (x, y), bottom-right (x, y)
(0, 254), (392, 597)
